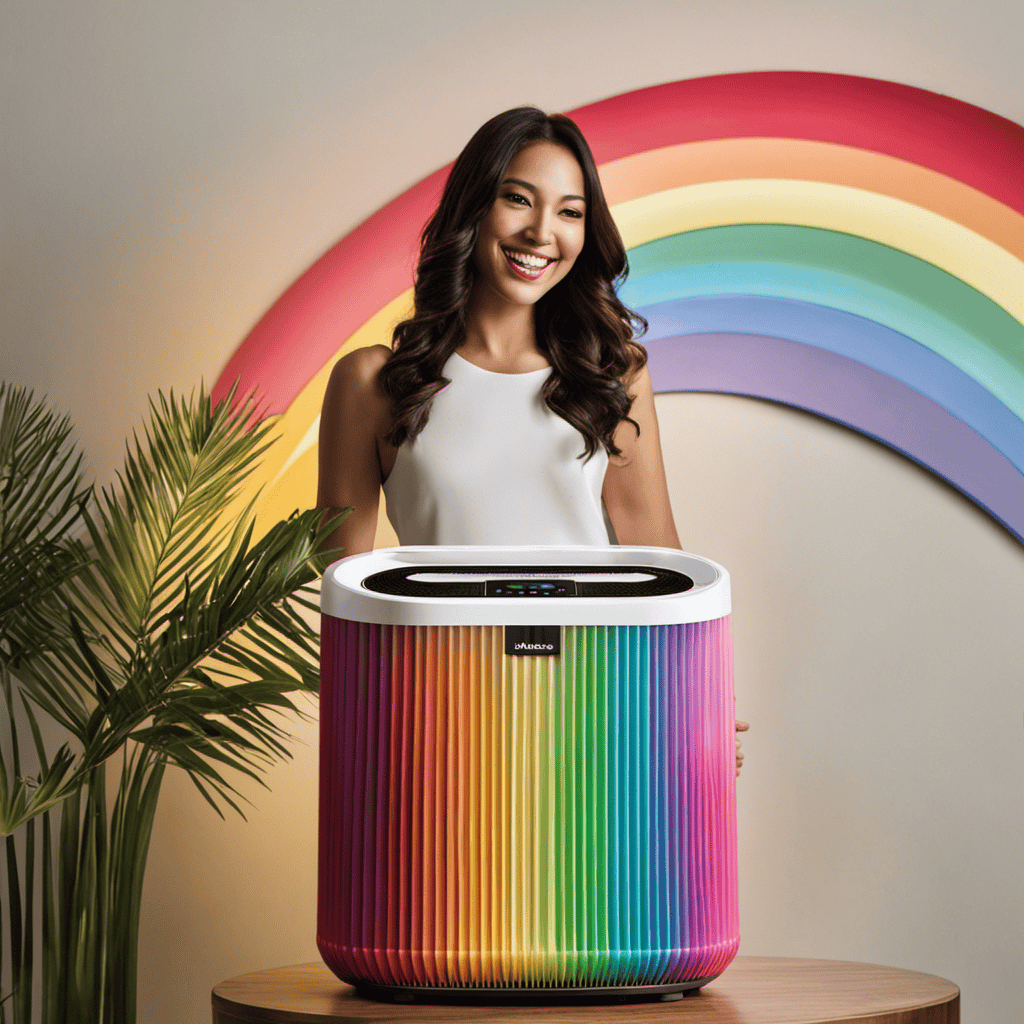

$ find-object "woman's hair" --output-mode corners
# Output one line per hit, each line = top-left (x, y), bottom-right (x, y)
(377, 105), (648, 460)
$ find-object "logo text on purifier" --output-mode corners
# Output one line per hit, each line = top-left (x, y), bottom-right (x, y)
(505, 624), (560, 656)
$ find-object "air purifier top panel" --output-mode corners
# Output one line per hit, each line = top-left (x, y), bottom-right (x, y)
(321, 545), (730, 625)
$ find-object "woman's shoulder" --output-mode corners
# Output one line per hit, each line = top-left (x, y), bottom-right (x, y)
(323, 345), (393, 422)
(617, 356), (651, 399)
(329, 344), (392, 387)
(326, 344), (392, 397)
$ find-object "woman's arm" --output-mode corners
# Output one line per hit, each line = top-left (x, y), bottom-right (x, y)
(316, 345), (392, 560)
(601, 364), (682, 549)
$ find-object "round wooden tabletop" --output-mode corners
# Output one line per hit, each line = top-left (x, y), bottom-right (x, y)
(211, 956), (959, 1023)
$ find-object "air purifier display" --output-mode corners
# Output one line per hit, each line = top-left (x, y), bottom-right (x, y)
(319, 545), (738, 998)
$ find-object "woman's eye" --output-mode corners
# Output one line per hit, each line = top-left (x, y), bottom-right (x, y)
(503, 192), (529, 205)
(562, 209), (584, 219)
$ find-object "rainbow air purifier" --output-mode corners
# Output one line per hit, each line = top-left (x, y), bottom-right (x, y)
(318, 545), (738, 1001)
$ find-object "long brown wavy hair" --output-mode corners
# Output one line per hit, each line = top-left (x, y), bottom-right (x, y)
(377, 106), (648, 461)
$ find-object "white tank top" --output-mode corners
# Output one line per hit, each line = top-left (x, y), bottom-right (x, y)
(382, 352), (613, 546)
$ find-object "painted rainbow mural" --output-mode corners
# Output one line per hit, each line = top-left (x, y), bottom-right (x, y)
(212, 72), (1024, 543)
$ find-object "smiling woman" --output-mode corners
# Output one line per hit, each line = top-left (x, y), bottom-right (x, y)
(316, 106), (671, 555)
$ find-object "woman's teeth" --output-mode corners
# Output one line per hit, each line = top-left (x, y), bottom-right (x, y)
(504, 248), (552, 270)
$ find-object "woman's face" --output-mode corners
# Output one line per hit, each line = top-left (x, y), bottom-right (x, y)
(471, 141), (587, 308)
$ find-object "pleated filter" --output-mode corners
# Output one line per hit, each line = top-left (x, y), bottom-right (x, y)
(318, 546), (738, 999)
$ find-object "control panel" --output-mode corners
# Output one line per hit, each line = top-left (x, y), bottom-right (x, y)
(485, 578), (577, 597)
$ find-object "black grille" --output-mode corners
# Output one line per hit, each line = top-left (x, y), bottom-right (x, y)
(362, 564), (694, 598)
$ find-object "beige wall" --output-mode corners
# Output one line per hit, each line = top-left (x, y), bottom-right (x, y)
(4, 2), (1023, 1022)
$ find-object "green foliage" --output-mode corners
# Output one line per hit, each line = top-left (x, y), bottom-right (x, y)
(0, 381), (348, 1023)
(1, 382), (92, 845)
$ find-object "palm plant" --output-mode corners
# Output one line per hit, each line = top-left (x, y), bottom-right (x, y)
(0, 382), (346, 1024)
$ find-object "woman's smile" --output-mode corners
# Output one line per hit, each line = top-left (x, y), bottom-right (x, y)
(501, 246), (558, 280)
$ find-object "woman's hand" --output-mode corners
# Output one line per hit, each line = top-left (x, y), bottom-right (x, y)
(735, 720), (749, 777)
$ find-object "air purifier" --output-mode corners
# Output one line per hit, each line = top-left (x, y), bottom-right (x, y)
(318, 545), (738, 1000)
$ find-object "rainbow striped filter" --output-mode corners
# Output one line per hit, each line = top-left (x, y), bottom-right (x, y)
(318, 546), (738, 1001)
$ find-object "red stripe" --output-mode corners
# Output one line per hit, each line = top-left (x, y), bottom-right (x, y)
(213, 72), (1024, 414)
(572, 72), (1024, 208)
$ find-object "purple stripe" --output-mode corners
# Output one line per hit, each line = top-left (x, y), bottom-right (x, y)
(646, 332), (1024, 544)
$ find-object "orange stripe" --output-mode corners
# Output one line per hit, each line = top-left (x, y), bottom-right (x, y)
(601, 137), (1024, 262)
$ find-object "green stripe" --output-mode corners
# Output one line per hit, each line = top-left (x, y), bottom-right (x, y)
(624, 225), (1024, 416)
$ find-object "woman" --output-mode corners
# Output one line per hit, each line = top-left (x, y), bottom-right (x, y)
(317, 106), (746, 772)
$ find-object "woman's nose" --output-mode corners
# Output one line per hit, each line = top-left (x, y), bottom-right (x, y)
(524, 206), (555, 245)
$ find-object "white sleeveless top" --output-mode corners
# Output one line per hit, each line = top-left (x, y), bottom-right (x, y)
(382, 352), (613, 546)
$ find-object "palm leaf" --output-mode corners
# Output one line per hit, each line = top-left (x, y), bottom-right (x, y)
(0, 385), (92, 840)
(23, 383), (348, 817)
(0, 383), (92, 663)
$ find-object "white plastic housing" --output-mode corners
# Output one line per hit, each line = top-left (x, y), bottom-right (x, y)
(320, 545), (730, 626)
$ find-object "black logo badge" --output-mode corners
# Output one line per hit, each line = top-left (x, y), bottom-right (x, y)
(504, 624), (561, 657)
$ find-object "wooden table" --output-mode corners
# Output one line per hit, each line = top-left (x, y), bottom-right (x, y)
(212, 956), (959, 1023)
